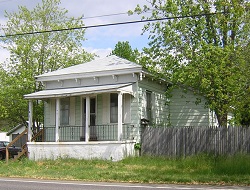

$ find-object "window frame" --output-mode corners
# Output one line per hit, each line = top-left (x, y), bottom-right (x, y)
(60, 97), (70, 126)
(146, 90), (152, 122)
(110, 93), (118, 123)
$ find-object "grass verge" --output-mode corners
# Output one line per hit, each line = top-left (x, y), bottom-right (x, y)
(0, 154), (249, 185)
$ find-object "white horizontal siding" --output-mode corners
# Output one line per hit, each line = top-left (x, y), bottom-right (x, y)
(130, 93), (139, 125)
(44, 101), (50, 127)
(97, 94), (103, 125)
(138, 79), (169, 127)
(169, 88), (210, 126)
(75, 97), (81, 126)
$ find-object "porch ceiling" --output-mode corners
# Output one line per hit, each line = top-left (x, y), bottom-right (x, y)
(24, 83), (135, 99)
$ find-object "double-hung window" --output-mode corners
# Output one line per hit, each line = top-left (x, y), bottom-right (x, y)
(146, 91), (152, 122)
(110, 93), (118, 123)
(60, 97), (70, 125)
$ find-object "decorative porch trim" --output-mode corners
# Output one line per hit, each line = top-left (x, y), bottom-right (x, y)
(24, 83), (135, 99)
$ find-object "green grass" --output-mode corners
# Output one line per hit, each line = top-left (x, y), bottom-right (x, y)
(0, 154), (250, 185)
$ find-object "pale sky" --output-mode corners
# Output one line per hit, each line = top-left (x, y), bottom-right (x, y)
(0, 0), (151, 63)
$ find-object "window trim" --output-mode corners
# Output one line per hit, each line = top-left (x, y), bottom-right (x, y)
(146, 90), (152, 122)
(110, 93), (118, 123)
(60, 97), (70, 126)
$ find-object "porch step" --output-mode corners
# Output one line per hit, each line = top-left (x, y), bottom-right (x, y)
(13, 148), (27, 161)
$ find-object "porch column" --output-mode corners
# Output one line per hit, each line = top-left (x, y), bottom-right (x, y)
(28, 100), (33, 142)
(55, 98), (60, 142)
(85, 96), (90, 142)
(118, 92), (123, 141)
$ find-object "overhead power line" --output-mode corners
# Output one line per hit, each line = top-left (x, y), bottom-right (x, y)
(0, 0), (15, 3)
(83, 12), (130, 20)
(0, 12), (225, 38)
(81, 9), (153, 20)
(0, 10), (152, 30)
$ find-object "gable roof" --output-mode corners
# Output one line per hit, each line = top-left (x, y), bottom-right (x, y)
(36, 55), (143, 82)
(7, 122), (27, 136)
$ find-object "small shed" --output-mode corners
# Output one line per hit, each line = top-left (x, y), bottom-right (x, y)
(7, 123), (27, 147)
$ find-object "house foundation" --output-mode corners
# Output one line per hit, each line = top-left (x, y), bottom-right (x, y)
(27, 140), (136, 161)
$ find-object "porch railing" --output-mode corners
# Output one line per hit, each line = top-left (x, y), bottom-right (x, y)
(42, 124), (137, 142)
(60, 125), (83, 142)
(43, 125), (56, 142)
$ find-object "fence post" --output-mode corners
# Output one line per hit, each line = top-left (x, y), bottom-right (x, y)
(5, 148), (9, 164)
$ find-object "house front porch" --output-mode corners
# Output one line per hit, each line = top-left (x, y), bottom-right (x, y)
(27, 123), (138, 161)
(25, 82), (140, 161)
(28, 124), (137, 161)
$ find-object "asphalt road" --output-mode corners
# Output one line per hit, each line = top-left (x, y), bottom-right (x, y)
(0, 178), (248, 190)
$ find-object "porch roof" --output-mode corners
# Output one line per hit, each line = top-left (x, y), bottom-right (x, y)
(24, 83), (135, 100)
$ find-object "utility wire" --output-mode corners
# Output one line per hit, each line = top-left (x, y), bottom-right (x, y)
(0, 12), (225, 38)
(83, 12), (130, 20)
(0, 10), (151, 30)
(0, 6), (153, 28)
(81, 9), (153, 20)
(0, 0), (15, 3)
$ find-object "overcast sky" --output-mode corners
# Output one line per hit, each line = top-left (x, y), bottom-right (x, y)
(0, 0), (151, 63)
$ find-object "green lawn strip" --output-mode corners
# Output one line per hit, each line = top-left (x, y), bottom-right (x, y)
(0, 154), (249, 186)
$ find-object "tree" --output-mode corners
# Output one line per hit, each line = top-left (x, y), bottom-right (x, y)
(111, 41), (140, 63)
(235, 43), (250, 126)
(0, 0), (94, 130)
(133, 0), (250, 126)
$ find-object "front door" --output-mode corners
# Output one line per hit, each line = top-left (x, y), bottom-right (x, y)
(82, 97), (96, 140)
(90, 98), (96, 126)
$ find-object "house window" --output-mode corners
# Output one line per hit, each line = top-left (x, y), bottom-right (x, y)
(60, 97), (70, 125)
(110, 93), (118, 123)
(90, 98), (96, 126)
(146, 91), (152, 122)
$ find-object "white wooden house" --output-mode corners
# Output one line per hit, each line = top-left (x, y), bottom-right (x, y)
(24, 55), (216, 161)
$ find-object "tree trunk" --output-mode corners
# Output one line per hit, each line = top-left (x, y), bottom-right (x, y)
(216, 112), (228, 127)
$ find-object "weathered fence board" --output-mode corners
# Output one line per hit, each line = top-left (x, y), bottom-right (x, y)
(141, 126), (250, 157)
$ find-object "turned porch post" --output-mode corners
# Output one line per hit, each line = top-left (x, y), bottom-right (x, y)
(118, 92), (123, 141)
(55, 98), (60, 142)
(85, 96), (90, 142)
(28, 100), (33, 142)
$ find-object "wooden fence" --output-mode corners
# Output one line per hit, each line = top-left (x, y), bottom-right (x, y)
(141, 126), (250, 157)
